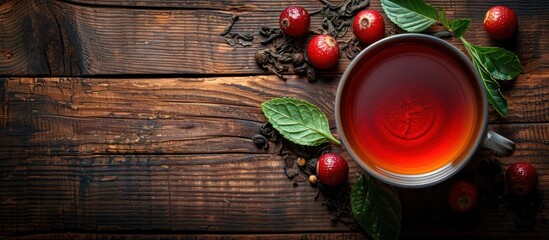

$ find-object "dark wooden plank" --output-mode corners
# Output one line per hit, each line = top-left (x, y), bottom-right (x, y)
(65, 0), (326, 11)
(0, 122), (547, 235)
(3, 233), (370, 240)
(0, 0), (547, 75)
(0, 76), (334, 156)
(4, 231), (549, 240)
(0, 153), (359, 233)
(0, 75), (546, 157)
(63, 0), (549, 16)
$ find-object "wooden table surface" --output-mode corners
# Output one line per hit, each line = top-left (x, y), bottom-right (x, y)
(1, 0), (547, 239)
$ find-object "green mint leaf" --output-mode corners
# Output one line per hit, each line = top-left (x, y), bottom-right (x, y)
(449, 18), (470, 38)
(351, 174), (402, 240)
(462, 39), (522, 80)
(440, 8), (449, 28)
(381, 0), (439, 32)
(261, 97), (340, 146)
(463, 42), (509, 116)
(476, 62), (509, 117)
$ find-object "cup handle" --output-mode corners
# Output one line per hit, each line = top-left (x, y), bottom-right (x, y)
(481, 130), (515, 156)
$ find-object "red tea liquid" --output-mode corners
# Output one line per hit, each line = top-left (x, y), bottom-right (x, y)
(340, 40), (484, 175)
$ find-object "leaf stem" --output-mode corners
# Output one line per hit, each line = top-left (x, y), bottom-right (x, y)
(325, 133), (341, 145)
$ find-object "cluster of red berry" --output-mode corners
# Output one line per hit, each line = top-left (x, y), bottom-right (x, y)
(448, 5), (522, 214)
(278, 3), (525, 211)
(278, 6), (385, 70)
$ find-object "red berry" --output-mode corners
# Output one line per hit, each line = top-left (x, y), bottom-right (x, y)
(316, 153), (349, 186)
(483, 6), (518, 40)
(506, 162), (538, 196)
(448, 180), (479, 213)
(307, 34), (340, 69)
(279, 6), (310, 36)
(352, 10), (385, 45)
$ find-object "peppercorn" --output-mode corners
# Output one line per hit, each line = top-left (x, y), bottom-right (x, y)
(307, 67), (317, 82)
(309, 175), (318, 185)
(297, 157), (307, 167)
(292, 52), (306, 66)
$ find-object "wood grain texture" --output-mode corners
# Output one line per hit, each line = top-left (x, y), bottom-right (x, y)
(0, 0), (547, 75)
(0, 75), (546, 158)
(0, 123), (547, 234)
(3, 233), (370, 240)
(0, 77), (548, 235)
(1, 0), (548, 239)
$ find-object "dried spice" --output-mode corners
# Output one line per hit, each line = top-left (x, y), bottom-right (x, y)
(257, 27), (308, 80)
(220, 15), (240, 36)
(292, 52), (306, 66)
(252, 134), (268, 149)
(340, 37), (363, 59)
(224, 32), (254, 47)
(324, 187), (359, 229)
(306, 67), (318, 82)
(255, 50), (288, 80)
(294, 63), (309, 76)
(311, 0), (370, 39)
(252, 1), (370, 80)
(252, 122), (357, 229)
(221, 15), (254, 47)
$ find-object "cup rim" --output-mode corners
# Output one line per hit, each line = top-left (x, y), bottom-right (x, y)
(335, 33), (488, 188)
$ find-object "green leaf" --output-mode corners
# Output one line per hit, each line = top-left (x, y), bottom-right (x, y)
(381, 0), (439, 32)
(440, 8), (449, 28)
(462, 39), (522, 80)
(476, 62), (509, 117)
(261, 97), (340, 146)
(351, 174), (402, 240)
(449, 18), (470, 38)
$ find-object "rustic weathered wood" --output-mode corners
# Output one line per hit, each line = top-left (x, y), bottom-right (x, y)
(4, 233), (371, 240)
(0, 0), (547, 75)
(0, 78), (547, 236)
(0, 122), (547, 233)
(1, 0), (548, 239)
(0, 76), (546, 157)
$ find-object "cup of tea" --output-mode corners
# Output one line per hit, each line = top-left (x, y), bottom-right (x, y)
(335, 33), (515, 188)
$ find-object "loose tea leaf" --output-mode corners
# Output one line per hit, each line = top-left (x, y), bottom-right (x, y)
(261, 97), (341, 146)
(381, 0), (438, 32)
(462, 39), (522, 80)
(313, 0), (370, 38)
(351, 174), (402, 240)
(220, 15), (239, 36)
(340, 37), (363, 59)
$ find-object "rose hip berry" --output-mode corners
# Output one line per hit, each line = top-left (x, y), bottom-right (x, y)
(483, 6), (518, 40)
(448, 180), (479, 213)
(352, 9), (385, 45)
(279, 6), (310, 37)
(506, 162), (538, 196)
(307, 34), (340, 69)
(316, 153), (349, 187)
